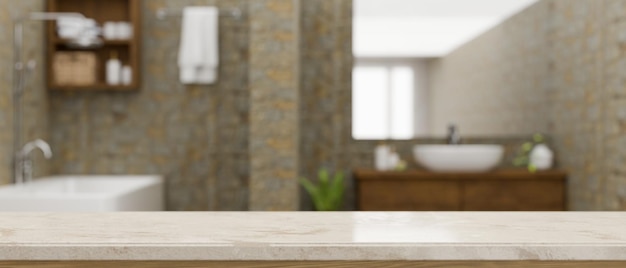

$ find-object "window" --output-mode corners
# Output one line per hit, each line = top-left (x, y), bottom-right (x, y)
(352, 63), (415, 140)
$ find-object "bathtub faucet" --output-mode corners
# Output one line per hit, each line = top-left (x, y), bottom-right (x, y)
(16, 139), (52, 185)
(447, 124), (461, 145)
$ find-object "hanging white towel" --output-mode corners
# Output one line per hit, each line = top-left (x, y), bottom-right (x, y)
(178, 7), (219, 85)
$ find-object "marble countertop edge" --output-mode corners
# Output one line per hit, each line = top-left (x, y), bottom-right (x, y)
(2, 244), (626, 261)
(3, 212), (626, 261)
(4, 242), (626, 246)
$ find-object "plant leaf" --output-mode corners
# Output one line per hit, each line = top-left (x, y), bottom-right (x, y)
(300, 169), (346, 211)
(522, 142), (533, 152)
(300, 174), (329, 211)
(528, 164), (537, 173)
(299, 177), (318, 197)
(318, 168), (329, 187)
(328, 171), (344, 210)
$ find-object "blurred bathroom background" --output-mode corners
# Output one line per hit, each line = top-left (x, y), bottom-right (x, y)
(1, 0), (624, 211)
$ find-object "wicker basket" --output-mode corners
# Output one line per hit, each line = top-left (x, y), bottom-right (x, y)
(53, 52), (97, 86)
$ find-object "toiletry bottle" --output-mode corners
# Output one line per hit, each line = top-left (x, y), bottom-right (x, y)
(387, 145), (405, 171)
(530, 144), (554, 170)
(106, 51), (121, 85)
(121, 65), (132, 85)
(103, 22), (117, 40)
(375, 142), (391, 171)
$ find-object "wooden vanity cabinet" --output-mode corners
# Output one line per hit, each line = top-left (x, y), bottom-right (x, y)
(354, 169), (567, 211)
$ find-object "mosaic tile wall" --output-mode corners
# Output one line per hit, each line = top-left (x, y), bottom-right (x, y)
(48, 0), (250, 211)
(429, 2), (552, 137)
(603, 0), (626, 210)
(10, 0), (607, 211)
(547, 0), (605, 210)
(299, 0), (353, 210)
(0, 0), (49, 185)
(248, 0), (300, 211)
(297, 0), (543, 210)
(40, 0), (352, 211)
(428, 0), (626, 210)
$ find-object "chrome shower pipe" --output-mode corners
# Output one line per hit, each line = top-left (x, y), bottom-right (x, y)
(12, 12), (85, 184)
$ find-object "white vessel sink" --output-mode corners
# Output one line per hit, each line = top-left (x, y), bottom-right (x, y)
(0, 175), (163, 211)
(413, 145), (504, 172)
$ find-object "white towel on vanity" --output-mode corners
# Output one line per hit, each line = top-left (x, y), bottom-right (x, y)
(178, 7), (219, 85)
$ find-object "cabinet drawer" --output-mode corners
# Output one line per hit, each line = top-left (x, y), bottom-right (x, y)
(463, 180), (565, 211)
(358, 180), (461, 211)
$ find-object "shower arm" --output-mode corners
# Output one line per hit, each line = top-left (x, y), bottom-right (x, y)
(11, 12), (85, 183)
(13, 12), (85, 94)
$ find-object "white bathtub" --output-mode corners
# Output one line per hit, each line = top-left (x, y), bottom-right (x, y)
(0, 175), (164, 212)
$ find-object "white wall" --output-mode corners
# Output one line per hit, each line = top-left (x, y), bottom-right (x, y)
(353, 0), (539, 57)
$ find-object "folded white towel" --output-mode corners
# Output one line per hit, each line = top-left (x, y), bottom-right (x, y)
(178, 7), (219, 85)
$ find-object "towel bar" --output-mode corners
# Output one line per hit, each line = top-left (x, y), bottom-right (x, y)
(156, 7), (243, 20)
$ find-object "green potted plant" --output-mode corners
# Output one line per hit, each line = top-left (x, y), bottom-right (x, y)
(299, 168), (344, 211)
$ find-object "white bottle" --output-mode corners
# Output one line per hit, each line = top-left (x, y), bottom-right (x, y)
(388, 152), (400, 170)
(121, 65), (132, 85)
(375, 144), (391, 171)
(103, 22), (117, 40)
(106, 51), (121, 85)
(116, 22), (133, 39)
(530, 144), (554, 170)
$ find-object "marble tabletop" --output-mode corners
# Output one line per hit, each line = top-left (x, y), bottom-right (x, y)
(0, 212), (625, 261)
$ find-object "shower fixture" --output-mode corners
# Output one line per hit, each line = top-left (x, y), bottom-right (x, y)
(12, 12), (102, 183)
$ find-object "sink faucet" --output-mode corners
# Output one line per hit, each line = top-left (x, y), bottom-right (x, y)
(16, 139), (52, 185)
(447, 124), (461, 145)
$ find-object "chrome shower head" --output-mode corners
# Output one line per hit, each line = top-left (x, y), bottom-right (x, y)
(44, 12), (103, 49)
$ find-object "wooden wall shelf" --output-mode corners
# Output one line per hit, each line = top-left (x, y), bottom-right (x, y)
(46, 0), (141, 91)
(53, 39), (132, 46)
(51, 84), (138, 91)
(354, 169), (568, 211)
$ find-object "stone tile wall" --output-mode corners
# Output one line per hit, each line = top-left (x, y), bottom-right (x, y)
(296, 0), (538, 211)
(598, 0), (626, 210)
(299, 0), (353, 210)
(5, 0), (345, 211)
(248, 0), (300, 211)
(7, 0), (616, 212)
(0, 0), (48, 185)
(49, 0), (250, 210)
(428, 0), (626, 210)
(547, 0), (606, 210)
(429, 2), (552, 137)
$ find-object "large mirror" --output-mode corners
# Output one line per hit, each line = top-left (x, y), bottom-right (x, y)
(352, 0), (541, 139)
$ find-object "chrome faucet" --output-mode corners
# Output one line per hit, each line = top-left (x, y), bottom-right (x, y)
(447, 124), (461, 145)
(16, 139), (52, 185)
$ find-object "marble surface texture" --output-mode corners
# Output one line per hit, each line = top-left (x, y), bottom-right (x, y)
(1, 212), (626, 261)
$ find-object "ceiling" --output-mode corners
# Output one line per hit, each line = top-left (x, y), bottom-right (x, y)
(353, 0), (539, 58)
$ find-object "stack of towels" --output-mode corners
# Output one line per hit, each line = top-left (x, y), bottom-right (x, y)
(56, 16), (99, 41)
(178, 7), (219, 85)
